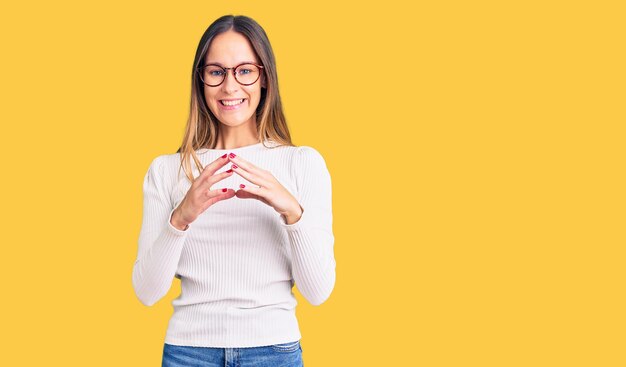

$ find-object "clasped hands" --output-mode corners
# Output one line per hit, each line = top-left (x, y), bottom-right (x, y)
(171, 152), (303, 230)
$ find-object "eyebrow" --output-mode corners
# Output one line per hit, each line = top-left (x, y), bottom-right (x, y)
(206, 61), (257, 66)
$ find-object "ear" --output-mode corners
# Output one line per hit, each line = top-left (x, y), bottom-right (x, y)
(261, 73), (267, 89)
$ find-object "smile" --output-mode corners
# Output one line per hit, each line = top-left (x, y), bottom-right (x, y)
(220, 99), (245, 106)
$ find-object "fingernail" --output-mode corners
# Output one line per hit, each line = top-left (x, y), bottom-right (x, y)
(222, 188), (227, 192)
(226, 169), (233, 173)
(229, 153), (236, 159)
(221, 153), (227, 159)
(240, 184), (245, 188)
(232, 164), (238, 169)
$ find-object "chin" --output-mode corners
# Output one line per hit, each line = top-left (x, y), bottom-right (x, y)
(219, 115), (255, 127)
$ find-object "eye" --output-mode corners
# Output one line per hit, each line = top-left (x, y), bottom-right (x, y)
(238, 68), (252, 75)
(204, 66), (225, 76)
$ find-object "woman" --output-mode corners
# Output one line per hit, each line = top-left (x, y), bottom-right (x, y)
(131, 14), (336, 366)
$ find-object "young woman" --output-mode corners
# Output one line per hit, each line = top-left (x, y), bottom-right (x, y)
(131, 14), (336, 366)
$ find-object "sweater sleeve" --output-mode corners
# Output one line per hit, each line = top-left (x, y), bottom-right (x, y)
(279, 146), (336, 306)
(132, 156), (189, 306)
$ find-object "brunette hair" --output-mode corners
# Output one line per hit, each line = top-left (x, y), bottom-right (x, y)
(176, 14), (293, 182)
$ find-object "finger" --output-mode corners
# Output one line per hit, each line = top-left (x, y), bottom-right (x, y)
(198, 153), (231, 183)
(198, 168), (234, 191)
(235, 184), (271, 206)
(203, 187), (236, 208)
(230, 163), (270, 188)
(227, 153), (263, 176)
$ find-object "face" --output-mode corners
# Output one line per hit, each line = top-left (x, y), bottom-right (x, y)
(202, 30), (266, 128)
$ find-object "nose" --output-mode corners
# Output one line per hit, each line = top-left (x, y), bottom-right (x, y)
(221, 69), (239, 94)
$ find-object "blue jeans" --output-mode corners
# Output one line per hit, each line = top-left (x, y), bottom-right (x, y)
(162, 340), (304, 367)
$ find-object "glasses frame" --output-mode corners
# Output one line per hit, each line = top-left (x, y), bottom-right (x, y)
(196, 62), (265, 87)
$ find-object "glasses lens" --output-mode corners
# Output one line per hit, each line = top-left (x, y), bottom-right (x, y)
(234, 64), (261, 85)
(202, 65), (226, 86)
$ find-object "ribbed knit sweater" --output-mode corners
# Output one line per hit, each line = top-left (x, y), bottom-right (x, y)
(131, 140), (336, 348)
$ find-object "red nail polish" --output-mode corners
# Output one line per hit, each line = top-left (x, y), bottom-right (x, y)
(221, 153), (227, 159)
(239, 184), (245, 188)
(229, 153), (236, 158)
(232, 164), (238, 169)
(226, 169), (233, 173)
(222, 188), (227, 192)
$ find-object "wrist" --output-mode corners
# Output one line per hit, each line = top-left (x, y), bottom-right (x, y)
(283, 204), (304, 225)
(171, 208), (190, 231)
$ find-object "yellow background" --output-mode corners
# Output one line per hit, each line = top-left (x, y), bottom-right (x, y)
(1, 1), (624, 366)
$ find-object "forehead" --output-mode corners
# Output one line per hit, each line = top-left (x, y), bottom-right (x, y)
(205, 30), (258, 65)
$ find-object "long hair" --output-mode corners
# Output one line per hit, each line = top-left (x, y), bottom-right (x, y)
(176, 15), (294, 182)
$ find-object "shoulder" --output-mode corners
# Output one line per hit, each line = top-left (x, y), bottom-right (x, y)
(293, 145), (329, 166)
(288, 145), (332, 198)
(146, 153), (180, 173)
(290, 145), (331, 180)
(144, 153), (184, 187)
(261, 142), (327, 168)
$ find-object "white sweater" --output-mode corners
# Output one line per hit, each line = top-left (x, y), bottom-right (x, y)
(131, 140), (336, 348)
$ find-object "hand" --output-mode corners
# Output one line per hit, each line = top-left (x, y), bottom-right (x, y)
(228, 153), (303, 223)
(172, 154), (236, 229)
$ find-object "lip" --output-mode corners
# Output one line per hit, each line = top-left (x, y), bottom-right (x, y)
(218, 98), (246, 110)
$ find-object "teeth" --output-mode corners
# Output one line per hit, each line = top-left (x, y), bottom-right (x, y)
(221, 99), (244, 106)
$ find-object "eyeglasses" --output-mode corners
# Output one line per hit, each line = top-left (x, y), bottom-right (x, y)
(197, 63), (264, 87)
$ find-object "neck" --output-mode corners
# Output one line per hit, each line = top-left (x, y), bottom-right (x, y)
(214, 122), (260, 150)
(214, 135), (261, 150)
